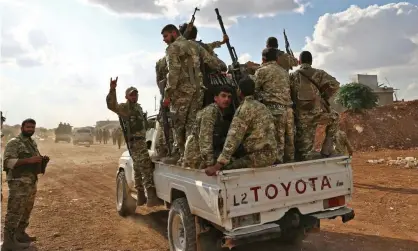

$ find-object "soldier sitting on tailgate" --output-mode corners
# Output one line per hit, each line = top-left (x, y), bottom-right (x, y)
(183, 85), (245, 169)
(205, 77), (278, 176)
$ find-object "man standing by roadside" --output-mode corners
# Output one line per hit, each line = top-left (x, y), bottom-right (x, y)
(106, 77), (159, 207)
(2, 118), (49, 250)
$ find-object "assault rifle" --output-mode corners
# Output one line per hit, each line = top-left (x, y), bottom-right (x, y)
(118, 116), (132, 156)
(215, 8), (245, 83)
(158, 80), (172, 156)
(283, 29), (295, 70)
(183, 7), (200, 40)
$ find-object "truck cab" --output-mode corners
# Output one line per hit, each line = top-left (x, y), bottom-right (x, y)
(115, 121), (355, 251)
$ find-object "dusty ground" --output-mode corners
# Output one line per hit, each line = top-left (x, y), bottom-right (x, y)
(1, 140), (418, 251)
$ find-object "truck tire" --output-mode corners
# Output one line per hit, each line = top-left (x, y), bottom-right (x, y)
(116, 171), (136, 217)
(168, 198), (196, 251)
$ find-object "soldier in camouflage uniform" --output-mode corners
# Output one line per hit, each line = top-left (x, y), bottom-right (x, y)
(2, 119), (44, 250)
(266, 37), (298, 72)
(205, 77), (278, 176)
(245, 37), (298, 74)
(116, 128), (123, 149)
(254, 47), (294, 163)
(106, 79), (159, 207)
(160, 24), (221, 164)
(334, 129), (353, 156)
(183, 86), (233, 169)
(289, 51), (340, 161)
(154, 56), (175, 158)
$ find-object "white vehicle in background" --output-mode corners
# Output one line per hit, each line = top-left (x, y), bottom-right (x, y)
(72, 127), (94, 145)
(115, 120), (355, 251)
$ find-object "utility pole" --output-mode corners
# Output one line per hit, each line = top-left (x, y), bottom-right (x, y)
(154, 95), (157, 111)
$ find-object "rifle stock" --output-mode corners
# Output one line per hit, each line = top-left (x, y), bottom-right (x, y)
(118, 117), (132, 156)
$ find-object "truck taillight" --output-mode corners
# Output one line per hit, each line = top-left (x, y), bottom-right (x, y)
(323, 196), (345, 209)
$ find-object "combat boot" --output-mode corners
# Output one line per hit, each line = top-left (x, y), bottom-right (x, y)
(162, 154), (180, 165)
(137, 189), (147, 206)
(16, 230), (37, 243)
(146, 187), (162, 207)
(1, 230), (31, 250)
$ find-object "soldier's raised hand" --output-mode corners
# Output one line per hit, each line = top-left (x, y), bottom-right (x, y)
(110, 77), (118, 89)
(222, 34), (229, 44)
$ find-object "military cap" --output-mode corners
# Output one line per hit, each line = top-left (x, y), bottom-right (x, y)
(125, 87), (138, 95)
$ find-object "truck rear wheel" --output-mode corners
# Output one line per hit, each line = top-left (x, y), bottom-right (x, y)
(168, 198), (196, 251)
(116, 171), (136, 217)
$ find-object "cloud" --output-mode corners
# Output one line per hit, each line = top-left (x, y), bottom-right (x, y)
(303, 2), (418, 100)
(0, 2), (54, 67)
(238, 53), (252, 63)
(81, 0), (307, 27)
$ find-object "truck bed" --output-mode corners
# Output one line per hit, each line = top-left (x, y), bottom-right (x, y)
(147, 155), (353, 231)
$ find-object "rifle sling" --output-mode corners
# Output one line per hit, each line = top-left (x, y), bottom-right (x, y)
(298, 70), (330, 111)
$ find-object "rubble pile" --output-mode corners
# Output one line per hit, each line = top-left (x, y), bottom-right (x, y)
(315, 100), (418, 151)
(367, 157), (418, 169)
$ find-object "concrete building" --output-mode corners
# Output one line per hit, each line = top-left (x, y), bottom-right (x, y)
(331, 74), (396, 112)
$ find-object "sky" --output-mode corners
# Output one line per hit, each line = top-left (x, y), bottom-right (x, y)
(1, 0), (418, 128)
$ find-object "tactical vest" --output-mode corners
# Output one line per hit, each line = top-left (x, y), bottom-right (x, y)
(213, 109), (227, 159)
(125, 104), (145, 135)
(295, 68), (320, 111)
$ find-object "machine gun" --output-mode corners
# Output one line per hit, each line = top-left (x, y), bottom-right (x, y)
(215, 8), (246, 84)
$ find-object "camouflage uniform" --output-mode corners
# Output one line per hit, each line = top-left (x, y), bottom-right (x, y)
(183, 103), (224, 169)
(246, 52), (298, 74)
(155, 57), (175, 156)
(2, 134), (40, 246)
(334, 130), (353, 155)
(277, 51), (298, 72)
(290, 63), (340, 161)
(165, 36), (220, 159)
(106, 89), (155, 191)
(217, 96), (278, 169)
(254, 61), (294, 163)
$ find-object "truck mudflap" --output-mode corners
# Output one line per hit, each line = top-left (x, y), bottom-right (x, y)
(222, 223), (281, 249)
(309, 206), (355, 223)
(221, 207), (354, 249)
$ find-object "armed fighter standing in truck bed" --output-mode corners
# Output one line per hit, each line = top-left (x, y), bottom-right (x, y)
(106, 77), (159, 207)
(160, 24), (222, 165)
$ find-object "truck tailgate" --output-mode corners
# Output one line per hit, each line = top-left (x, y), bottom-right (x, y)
(220, 157), (352, 222)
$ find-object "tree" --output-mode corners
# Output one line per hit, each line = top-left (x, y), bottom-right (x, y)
(335, 82), (378, 112)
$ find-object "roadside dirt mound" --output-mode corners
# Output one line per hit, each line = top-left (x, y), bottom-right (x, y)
(315, 100), (418, 151)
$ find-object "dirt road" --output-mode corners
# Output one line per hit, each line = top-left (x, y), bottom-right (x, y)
(2, 140), (418, 251)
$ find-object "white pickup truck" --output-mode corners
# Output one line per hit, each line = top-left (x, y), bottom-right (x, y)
(115, 122), (355, 251)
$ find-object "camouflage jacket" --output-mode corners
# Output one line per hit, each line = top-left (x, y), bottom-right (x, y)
(290, 64), (340, 114)
(217, 96), (278, 165)
(3, 134), (40, 182)
(278, 51), (298, 72)
(334, 130), (353, 155)
(165, 36), (221, 99)
(192, 103), (224, 166)
(254, 61), (292, 106)
(156, 56), (168, 84)
(106, 89), (147, 137)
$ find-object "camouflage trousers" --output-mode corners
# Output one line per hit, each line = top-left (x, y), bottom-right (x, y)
(170, 90), (202, 158)
(130, 139), (155, 190)
(3, 176), (37, 235)
(295, 111), (338, 161)
(270, 106), (295, 163)
(155, 120), (174, 157)
(223, 150), (277, 170)
(183, 135), (215, 169)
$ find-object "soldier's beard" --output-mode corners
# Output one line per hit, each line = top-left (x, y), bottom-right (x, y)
(22, 131), (34, 137)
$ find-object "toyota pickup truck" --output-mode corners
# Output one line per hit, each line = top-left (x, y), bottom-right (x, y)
(115, 122), (355, 251)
